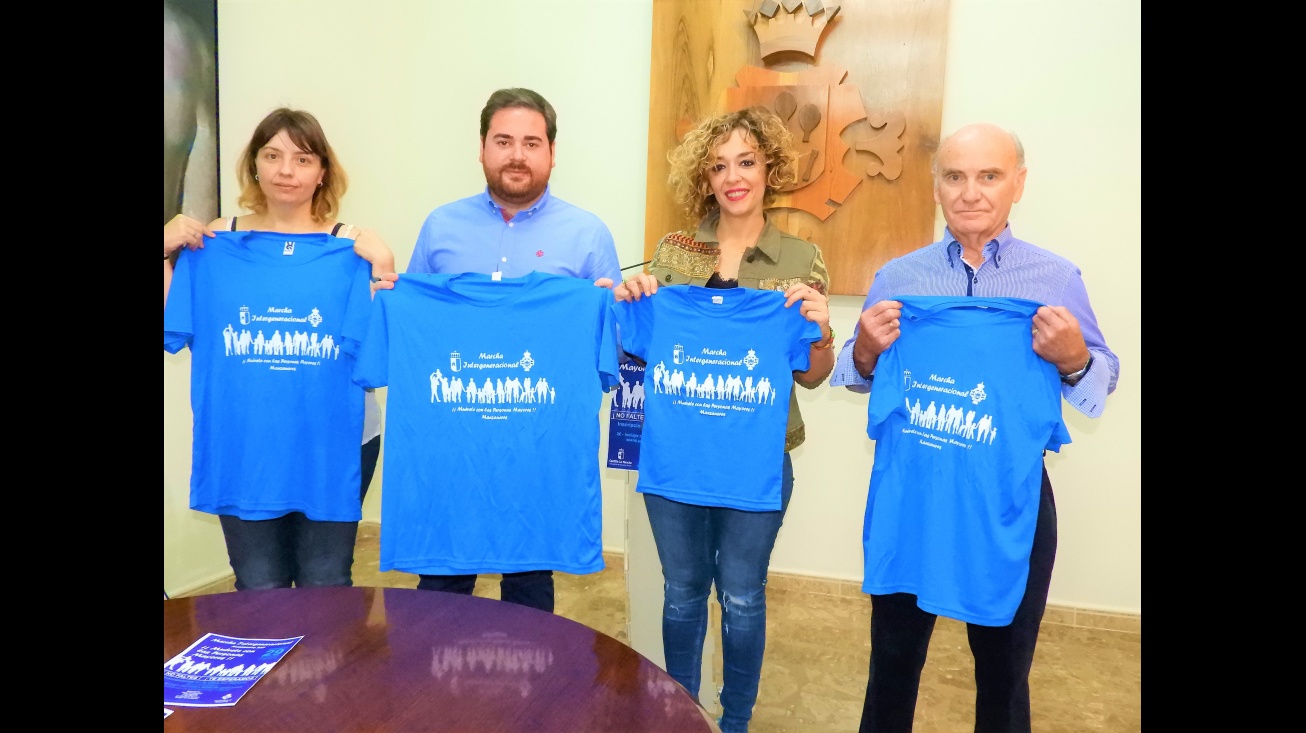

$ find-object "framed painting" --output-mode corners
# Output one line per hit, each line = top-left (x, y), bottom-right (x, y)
(164, 0), (219, 225)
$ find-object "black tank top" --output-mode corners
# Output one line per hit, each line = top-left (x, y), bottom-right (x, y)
(228, 217), (347, 235)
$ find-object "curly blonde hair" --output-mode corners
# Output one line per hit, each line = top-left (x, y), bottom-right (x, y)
(667, 106), (799, 224)
(235, 107), (348, 223)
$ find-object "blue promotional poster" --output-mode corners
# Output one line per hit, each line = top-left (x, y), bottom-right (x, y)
(607, 361), (645, 470)
(164, 632), (303, 708)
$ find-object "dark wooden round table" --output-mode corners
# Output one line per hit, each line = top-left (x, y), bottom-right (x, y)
(164, 586), (716, 732)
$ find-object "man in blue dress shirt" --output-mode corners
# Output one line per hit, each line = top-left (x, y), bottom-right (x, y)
(408, 88), (620, 287)
(830, 122), (1120, 733)
(375, 88), (621, 613)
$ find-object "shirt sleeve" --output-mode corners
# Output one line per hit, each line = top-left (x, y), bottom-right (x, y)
(807, 245), (831, 292)
(829, 286), (882, 393)
(407, 214), (435, 274)
(338, 256), (376, 359)
(596, 296), (621, 392)
(585, 223), (622, 284)
(1056, 270), (1119, 418)
(789, 299), (823, 373)
(351, 289), (392, 389)
(612, 299), (648, 362)
(163, 248), (196, 354)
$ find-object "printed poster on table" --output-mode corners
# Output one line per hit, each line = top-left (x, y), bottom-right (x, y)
(164, 632), (303, 708)
(607, 361), (645, 470)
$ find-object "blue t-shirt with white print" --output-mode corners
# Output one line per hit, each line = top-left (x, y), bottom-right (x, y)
(352, 271), (620, 576)
(163, 230), (373, 521)
(615, 285), (821, 511)
(862, 295), (1071, 626)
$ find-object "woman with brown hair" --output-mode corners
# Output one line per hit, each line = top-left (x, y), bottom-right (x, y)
(164, 107), (395, 591)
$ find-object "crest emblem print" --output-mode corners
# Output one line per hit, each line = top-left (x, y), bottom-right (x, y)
(723, 1), (906, 221)
(449, 351), (462, 372)
(239, 305), (250, 326)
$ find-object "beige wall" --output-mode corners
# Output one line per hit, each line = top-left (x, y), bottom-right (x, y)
(164, 0), (1141, 615)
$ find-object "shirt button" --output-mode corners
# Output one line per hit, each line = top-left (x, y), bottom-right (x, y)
(973, 278), (978, 283)
(501, 257), (508, 263)
(508, 222), (514, 227)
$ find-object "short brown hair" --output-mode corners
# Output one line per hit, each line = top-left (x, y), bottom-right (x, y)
(479, 88), (557, 143)
(235, 107), (348, 222)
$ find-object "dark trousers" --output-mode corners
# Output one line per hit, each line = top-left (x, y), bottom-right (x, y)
(859, 466), (1058, 733)
(417, 570), (555, 613)
(220, 435), (381, 590)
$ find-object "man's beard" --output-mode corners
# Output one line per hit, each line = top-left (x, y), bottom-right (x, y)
(485, 163), (548, 206)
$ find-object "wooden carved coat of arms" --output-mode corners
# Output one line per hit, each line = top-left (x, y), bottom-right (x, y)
(726, 1), (905, 221)
(645, 0), (949, 295)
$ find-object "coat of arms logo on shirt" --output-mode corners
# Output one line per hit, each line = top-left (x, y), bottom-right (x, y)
(673, 343), (685, 365)
(239, 305), (250, 326)
(450, 350), (462, 372)
(307, 308), (323, 328)
(520, 351), (535, 372)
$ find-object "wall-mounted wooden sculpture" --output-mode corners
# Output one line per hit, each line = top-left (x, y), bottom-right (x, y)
(644, 0), (950, 296)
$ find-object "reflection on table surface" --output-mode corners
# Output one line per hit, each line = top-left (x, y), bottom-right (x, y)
(164, 586), (715, 732)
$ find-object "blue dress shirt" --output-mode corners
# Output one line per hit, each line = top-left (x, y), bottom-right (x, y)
(408, 185), (621, 283)
(830, 225), (1118, 418)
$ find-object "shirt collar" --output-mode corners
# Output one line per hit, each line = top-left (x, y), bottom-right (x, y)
(694, 211), (786, 263)
(479, 185), (553, 218)
(943, 223), (1014, 269)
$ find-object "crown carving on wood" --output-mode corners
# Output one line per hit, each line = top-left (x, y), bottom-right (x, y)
(747, 0), (841, 60)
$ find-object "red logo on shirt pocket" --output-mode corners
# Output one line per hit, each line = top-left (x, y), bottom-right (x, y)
(535, 250), (544, 257)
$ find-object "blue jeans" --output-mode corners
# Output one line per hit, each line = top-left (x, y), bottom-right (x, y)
(858, 465), (1058, 733)
(219, 435), (380, 590)
(643, 453), (794, 733)
(416, 570), (555, 612)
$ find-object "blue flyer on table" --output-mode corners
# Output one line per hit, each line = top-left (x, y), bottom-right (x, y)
(606, 361), (645, 470)
(164, 632), (303, 707)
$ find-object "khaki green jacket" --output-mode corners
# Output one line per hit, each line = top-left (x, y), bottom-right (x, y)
(647, 214), (829, 451)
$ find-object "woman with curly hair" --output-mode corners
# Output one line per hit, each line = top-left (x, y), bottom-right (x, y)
(613, 106), (835, 732)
